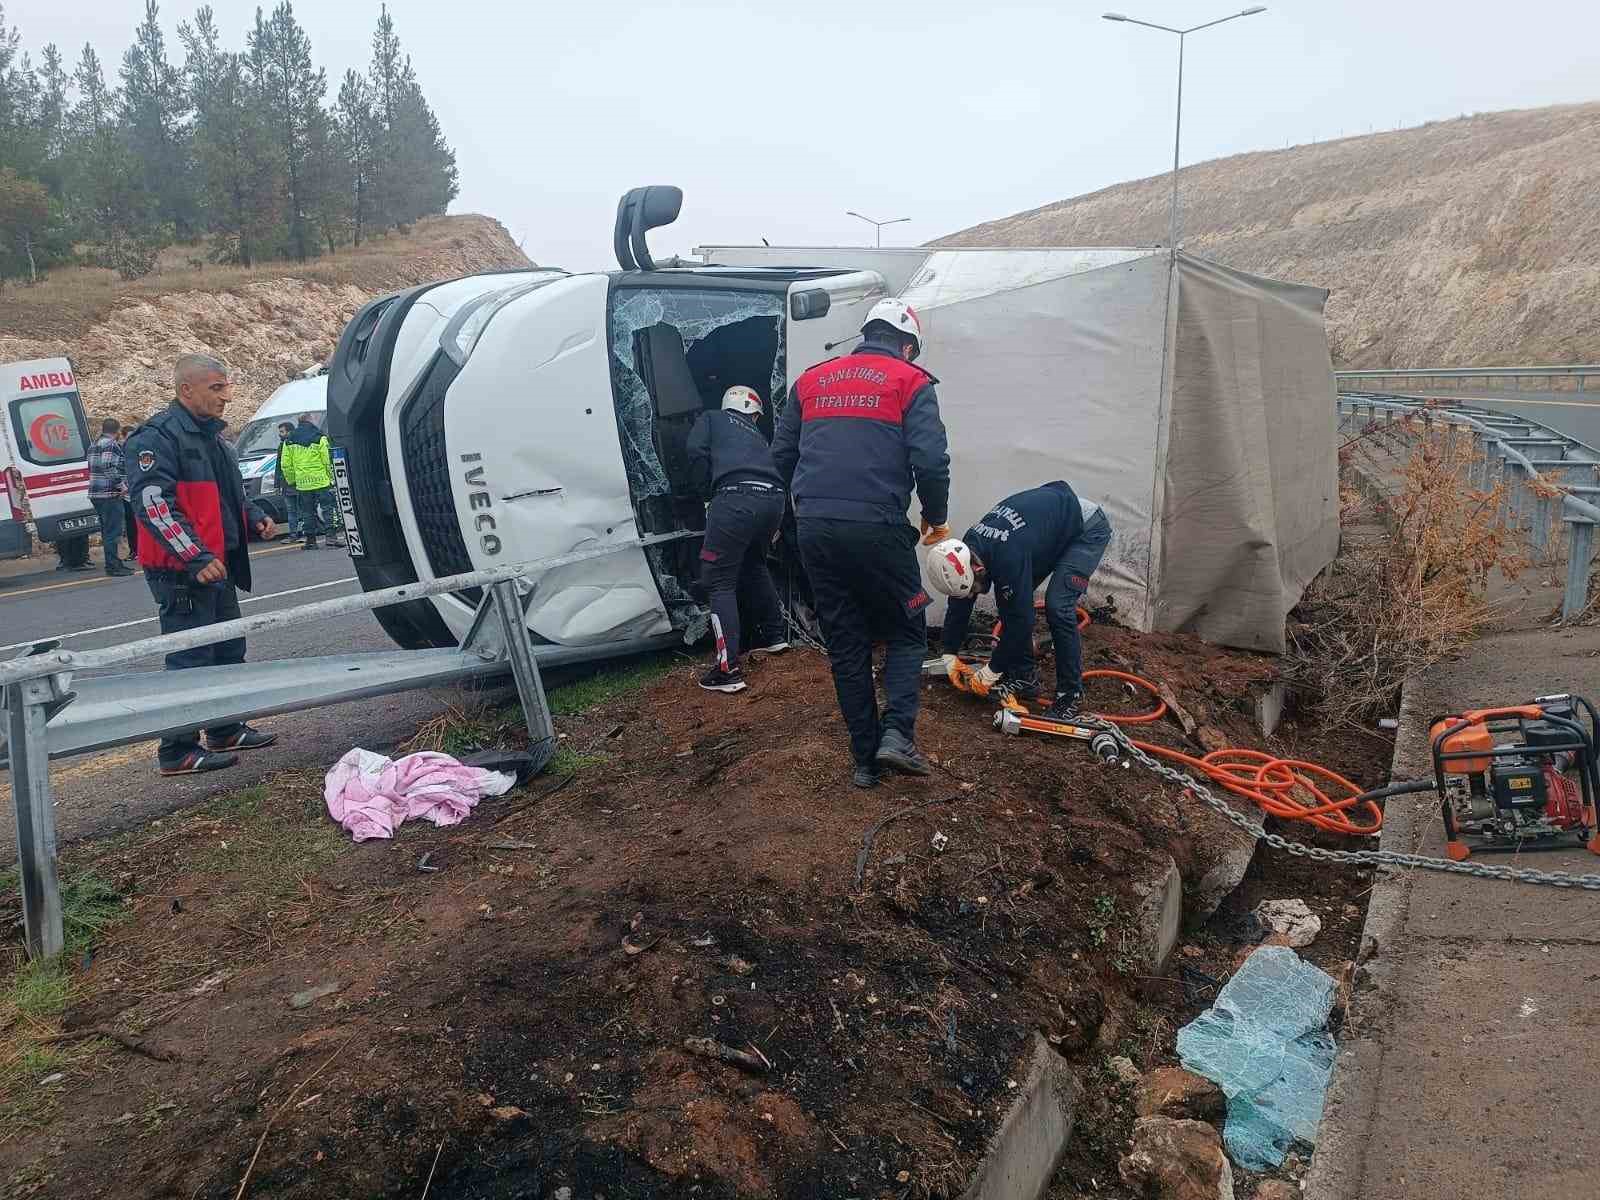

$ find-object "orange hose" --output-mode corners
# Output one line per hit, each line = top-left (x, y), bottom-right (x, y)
(981, 608), (1384, 836)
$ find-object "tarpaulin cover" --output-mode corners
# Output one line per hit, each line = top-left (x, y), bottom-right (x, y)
(695, 244), (1339, 652)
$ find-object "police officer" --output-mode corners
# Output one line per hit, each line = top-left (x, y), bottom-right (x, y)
(685, 385), (790, 694)
(926, 481), (1114, 720)
(126, 354), (279, 775)
(773, 299), (952, 788)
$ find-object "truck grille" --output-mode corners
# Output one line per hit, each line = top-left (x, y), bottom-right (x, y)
(399, 353), (480, 604)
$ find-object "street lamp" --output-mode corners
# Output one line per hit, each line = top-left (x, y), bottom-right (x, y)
(845, 211), (911, 248)
(1103, 6), (1266, 250)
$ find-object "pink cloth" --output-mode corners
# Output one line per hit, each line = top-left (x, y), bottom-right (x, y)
(324, 748), (516, 841)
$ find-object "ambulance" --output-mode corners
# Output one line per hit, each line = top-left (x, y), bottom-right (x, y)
(1, 358), (99, 560)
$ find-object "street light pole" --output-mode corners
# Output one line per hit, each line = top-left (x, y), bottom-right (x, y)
(1103, 7), (1266, 250)
(845, 211), (911, 248)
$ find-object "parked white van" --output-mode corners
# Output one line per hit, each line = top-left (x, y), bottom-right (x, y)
(234, 368), (328, 527)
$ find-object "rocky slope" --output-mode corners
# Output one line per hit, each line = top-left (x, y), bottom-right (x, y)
(937, 102), (1600, 367)
(0, 214), (531, 429)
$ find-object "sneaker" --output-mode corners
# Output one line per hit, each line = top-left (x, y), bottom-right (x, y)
(159, 749), (239, 775)
(1040, 692), (1083, 723)
(699, 666), (748, 694)
(852, 761), (882, 789)
(105, 564), (135, 577)
(302, 538), (319, 550)
(875, 728), (932, 776)
(326, 538), (347, 549)
(992, 673), (1041, 708)
(748, 638), (790, 656)
(207, 727), (279, 752)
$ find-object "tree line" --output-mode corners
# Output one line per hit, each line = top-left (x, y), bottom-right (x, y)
(0, 0), (458, 282)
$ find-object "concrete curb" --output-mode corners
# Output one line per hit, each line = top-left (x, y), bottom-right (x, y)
(961, 1034), (1082, 1200)
(1302, 670), (1429, 1200)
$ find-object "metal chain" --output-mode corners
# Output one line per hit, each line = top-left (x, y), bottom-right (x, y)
(1084, 718), (1600, 891)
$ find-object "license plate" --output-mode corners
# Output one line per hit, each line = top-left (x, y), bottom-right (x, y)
(330, 447), (366, 558)
(57, 514), (96, 532)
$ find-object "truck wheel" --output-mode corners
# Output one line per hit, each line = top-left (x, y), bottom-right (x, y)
(372, 601), (459, 650)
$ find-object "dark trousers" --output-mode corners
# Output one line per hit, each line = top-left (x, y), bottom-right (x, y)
(1043, 510), (1114, 697)
(124, 499), (138, 557)
(701, 488), (785, 671)
(146, 575), (246, 763)
(91, 497), (126, 570)
(298, 487), (334, 538)
(283, 491), (302, 536)
(797, 517), (927, 766)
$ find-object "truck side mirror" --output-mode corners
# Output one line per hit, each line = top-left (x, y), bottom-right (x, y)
(790, 289), (832, 321)
(614, 186), (684, 272)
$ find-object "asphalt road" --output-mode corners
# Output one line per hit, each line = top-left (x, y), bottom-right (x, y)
(1, 540), (467, 860)
(1392, 388), (1600, 449)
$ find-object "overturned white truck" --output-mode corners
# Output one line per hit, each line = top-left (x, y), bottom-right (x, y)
(328, 187), (1338, 660)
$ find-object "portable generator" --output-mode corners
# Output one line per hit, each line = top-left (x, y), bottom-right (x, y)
(1429, 694), (1600, 860)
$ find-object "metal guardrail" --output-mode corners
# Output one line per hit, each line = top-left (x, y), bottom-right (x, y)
(1337, 392), (1599, 620)
(4, 532), (695, 958)
(1335, 366), (1600, 392)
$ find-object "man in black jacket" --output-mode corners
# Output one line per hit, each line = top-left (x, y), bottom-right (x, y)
(773, 299), (952, 788)
(126, 354), (279, 775)
(685, 385), (788, 694)
(927, 481), (1113, 720)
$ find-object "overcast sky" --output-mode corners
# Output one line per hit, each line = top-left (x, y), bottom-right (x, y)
(10, 0), (1600, 270)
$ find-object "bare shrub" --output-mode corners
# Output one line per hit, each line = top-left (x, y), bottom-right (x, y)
(1290, 419), (1526, 724)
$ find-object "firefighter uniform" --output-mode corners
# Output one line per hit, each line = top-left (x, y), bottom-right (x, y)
(685, 406), (786, 677)
(126, 401), (269, 769)
(773, 338), (952, 774)
(940, 481), (1114, 702)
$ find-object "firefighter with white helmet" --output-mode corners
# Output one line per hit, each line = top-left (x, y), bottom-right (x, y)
(927, 482), (1113, 720)
(684, 385), (790, 693)
(772, 296), (953, 788)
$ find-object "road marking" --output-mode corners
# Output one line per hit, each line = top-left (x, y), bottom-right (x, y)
(0, 541), (313, 600)
(0, 576), (359, 652)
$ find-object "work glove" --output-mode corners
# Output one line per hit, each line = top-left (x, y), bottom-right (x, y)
(920, 518), (951, 546)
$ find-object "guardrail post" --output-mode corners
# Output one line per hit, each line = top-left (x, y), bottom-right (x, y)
(1563, 518), (1595, 621)
(1533, 494), (1553, 558)
(488, 580), (556, 752)
(7, 676), (65, 958)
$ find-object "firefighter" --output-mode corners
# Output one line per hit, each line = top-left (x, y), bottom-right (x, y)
(926, 481), (1113, 720)
(685, 385), (790, 694)
(126, 354), (279, 775)
(773, 299), (952, 788)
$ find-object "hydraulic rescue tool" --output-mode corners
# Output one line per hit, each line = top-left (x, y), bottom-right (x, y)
(1428, 694), (1600, 860)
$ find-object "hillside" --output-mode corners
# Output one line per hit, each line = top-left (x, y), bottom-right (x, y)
(937, 102), (1600, 368)
(0, 215), (531, 429)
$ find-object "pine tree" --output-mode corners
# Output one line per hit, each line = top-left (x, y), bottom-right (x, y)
(70, 42), (159, 275)
(34, 44), (69, 191)
(246, 0), (326, 261)
(0, 3), (41, 176)
(182, 5), (273, 265)
(334, 68), (373, 246)
(120, 0), (193, 238)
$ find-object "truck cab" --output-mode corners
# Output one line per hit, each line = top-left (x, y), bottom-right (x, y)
(328, 187), (883, 651)
(1, 358), (99, 560)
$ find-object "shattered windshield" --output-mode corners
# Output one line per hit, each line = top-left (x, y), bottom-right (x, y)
(608, 286), (787, 637)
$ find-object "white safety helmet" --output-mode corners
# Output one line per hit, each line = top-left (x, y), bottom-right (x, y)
(721, 385), (763, 416)
(861, 297), (925, 361)
(926, 538), (977, 599)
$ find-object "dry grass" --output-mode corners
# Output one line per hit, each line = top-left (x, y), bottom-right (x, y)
(0, 215), (529, 343)
(937, 101), (1600, 368)
(1289, 419), (1526, 723)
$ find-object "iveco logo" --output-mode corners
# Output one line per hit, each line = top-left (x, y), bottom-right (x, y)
(460, 452), (501, 556)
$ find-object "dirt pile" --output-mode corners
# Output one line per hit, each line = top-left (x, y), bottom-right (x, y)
(0, 618), (1392, 1199)
(0, 214), (530, 430)
(936, 102), (1600, 368)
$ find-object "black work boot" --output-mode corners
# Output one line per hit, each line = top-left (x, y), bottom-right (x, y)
(875, 728), (932, 777)
(1041, 692), (1084, 722)
(852, 760), (882, 789)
